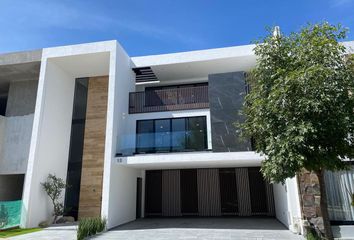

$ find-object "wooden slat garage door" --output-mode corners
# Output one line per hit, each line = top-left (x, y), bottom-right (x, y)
(145, 167), (275, 217)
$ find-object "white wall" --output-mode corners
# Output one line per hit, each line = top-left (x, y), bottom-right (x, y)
(22, 41), (115, 228)
(273, 177), (302, 234)
(273, 183), (289, 226)
(22, 60), (75, 227)
(0, 114), (34, 174)
(100, 41), (142, 229)
(106, 165), (141, 229)
(119, 109), (212, 155)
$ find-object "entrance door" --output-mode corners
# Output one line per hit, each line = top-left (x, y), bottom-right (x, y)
(136, 177), (142, 218)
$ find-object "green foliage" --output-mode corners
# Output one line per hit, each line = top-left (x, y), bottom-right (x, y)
(306, 228), (321, 240)
(41, 174), (68, 223)
(240, 22), (354, 183)
(77, 217), (106, 240)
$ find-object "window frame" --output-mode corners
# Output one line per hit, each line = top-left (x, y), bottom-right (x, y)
(135, 116), (208, 154)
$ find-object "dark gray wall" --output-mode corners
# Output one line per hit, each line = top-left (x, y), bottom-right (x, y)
(0, 174), (24, 201)
(208, 71), (251, 152)
(5, 80), (38, 117)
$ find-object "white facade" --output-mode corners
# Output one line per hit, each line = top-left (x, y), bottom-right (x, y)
(1, 40), (354, 235)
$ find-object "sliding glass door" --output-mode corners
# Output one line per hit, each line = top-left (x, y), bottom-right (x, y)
(136, 116), (207, 153)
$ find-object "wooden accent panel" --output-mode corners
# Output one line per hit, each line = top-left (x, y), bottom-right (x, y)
(235, 168), (252, 216)
(162, 170), (181, 216)
(78, 76), (108, 218)
(197, 169), (221, 216)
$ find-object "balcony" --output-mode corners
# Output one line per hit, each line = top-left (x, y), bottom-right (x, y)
(129, 85), (209, 114)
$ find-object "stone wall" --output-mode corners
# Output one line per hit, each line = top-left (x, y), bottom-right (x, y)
(298, 170), (324, 234)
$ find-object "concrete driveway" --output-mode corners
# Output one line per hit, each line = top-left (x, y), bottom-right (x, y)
(93, 217), (303, 240)
(9, 224), (77, 240)
(9, 217), (303, 240)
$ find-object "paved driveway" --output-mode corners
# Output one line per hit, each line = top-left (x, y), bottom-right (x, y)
(9, 217), (303, 240)
(9, 224), (77, 240)
(93, 217), (303, 240)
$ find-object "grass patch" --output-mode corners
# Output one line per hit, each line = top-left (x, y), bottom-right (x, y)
(0, 228), (42, 238)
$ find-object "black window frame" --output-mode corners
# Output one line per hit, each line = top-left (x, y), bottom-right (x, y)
(136, 116), (208, 154)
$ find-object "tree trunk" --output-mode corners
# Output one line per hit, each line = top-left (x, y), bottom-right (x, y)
(315, 169), (333, 240)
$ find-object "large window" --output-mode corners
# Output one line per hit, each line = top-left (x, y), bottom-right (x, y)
(325, 166), (354, 225)
(136, 116), (207, 153)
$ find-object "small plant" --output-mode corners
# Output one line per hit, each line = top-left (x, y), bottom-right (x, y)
(77, 217), (106, 240)
(41, 174), (68, 223)
(306, 228), (321, 240)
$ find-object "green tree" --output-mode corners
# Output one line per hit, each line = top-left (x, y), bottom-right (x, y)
(241, 22), (354, 239)
(41, 174), (68, 223)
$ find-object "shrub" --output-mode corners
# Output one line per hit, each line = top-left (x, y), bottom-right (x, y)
(306, 228), (321, 240)
(77, 217), (106, 240)
(41, 174), (68, 223)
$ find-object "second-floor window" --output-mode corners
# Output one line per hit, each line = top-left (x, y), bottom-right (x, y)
(136, 116), (207, 153)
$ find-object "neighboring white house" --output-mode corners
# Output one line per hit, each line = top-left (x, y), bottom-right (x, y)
(0, 40), (353, 237)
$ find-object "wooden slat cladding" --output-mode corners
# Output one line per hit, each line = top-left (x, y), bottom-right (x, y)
(78, 76), (108, 219)
(129, 85), (209, 114)
(145, 170), (162, 215)
(235, 168), (252, 216)
(144, 168), (275, 217)
(266, 183), (276, 216)
(197, 169), (221, 216)
(162, 170), (181, 216)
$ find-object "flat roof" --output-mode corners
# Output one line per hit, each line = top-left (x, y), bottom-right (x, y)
(0, 49), (42, 66)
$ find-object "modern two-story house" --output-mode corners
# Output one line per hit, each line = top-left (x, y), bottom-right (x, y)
(0, 40), (353, 237)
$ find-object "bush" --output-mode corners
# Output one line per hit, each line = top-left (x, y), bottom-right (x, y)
(306, 228), (321, 240)
(77, 217), (106, 240)
(41, 174), (68, 223)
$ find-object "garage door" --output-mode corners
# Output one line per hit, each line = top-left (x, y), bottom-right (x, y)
(145, 167), (275, 217)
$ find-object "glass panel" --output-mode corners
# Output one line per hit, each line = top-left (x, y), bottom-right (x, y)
(155, 119), (171, 152)
(172, 118), (186, 151)
(64, 78), (88, 220)
(186, 117), (207, 150)
(137, 120), (154, 153)
(135, 116), (207, 154)
(325, 167), (354, 222)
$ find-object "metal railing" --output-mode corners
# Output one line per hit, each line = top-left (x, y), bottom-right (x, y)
(129, 85), (209, 114)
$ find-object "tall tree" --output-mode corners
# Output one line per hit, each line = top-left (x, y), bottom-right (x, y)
(241, 22), (354, 239)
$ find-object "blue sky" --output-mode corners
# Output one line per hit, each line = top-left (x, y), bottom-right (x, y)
(0, 0), (353, 56)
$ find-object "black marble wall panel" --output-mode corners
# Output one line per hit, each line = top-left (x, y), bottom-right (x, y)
(208, 71), (251, 152)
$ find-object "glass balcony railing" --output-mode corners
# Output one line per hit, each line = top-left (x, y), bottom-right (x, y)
(116, 131), (210, 156)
